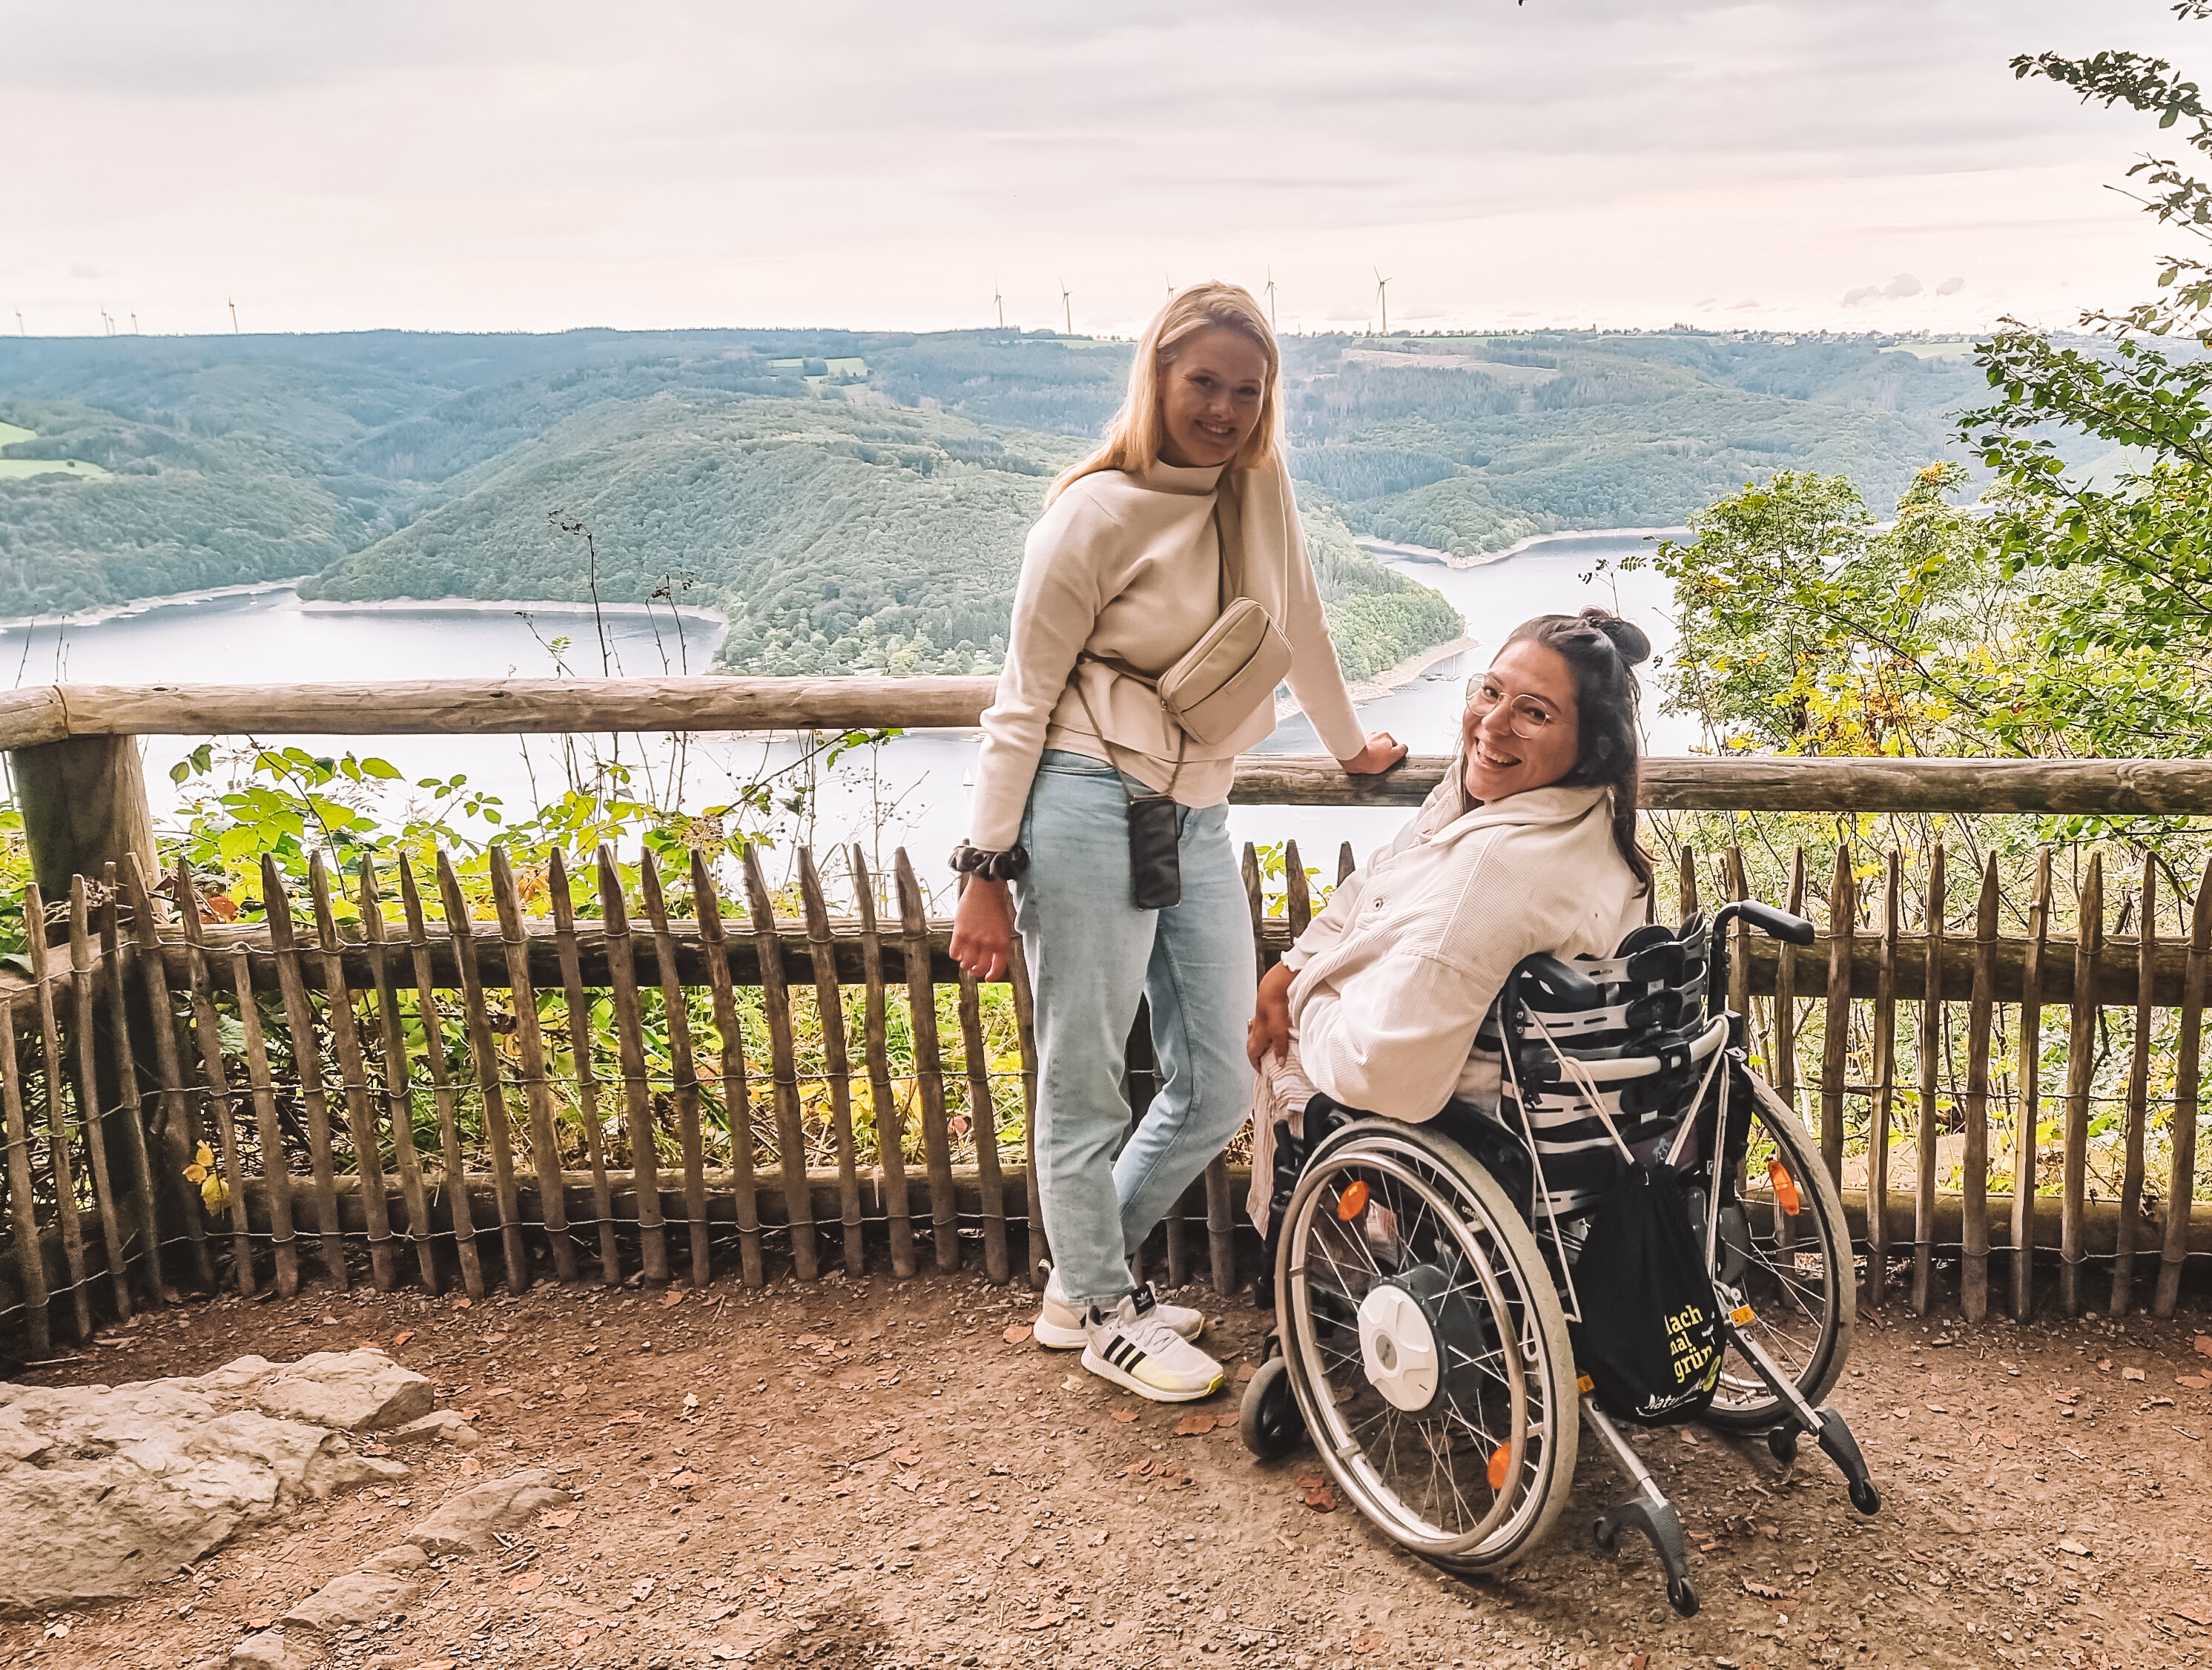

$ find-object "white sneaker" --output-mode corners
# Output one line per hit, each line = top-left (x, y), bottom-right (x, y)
(1034, 1271), (1204, 1350)
(1078, 1287), (1226, 1403)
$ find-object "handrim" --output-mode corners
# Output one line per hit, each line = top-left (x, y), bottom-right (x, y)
(1702, 1076), (1855, 1428)
(1275, 1123), (1579, 1569)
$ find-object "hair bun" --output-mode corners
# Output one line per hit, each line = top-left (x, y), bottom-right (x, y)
(1580, 608), (1651, 667)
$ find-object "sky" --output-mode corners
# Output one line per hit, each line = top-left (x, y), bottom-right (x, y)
(1, 0), (2193, 340)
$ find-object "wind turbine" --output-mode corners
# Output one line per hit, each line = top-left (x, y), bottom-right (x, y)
(1374, 270), (1392, 337)
(228, 298), (240, 334)
(131, 312), (140, 334)
(1060, 280), (1072, 336)
(1265, 268), (1279, 330)
(13, 311), (23, 337)
(99, 306), (113, 337)
(994, 283), (1005, 330)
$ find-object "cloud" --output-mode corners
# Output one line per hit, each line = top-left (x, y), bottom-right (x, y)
(1728, 299), (1761, 310)
(0, 0), (2161, 333)
(1936, 276), (1965, 295)
(67, 262), (105, 280)
(1841, 273), (1929, 307)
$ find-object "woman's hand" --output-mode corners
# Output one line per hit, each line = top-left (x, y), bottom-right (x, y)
(949, 877), (1014, 983)
(1338, 730), (1407, 776)
(1247, 960), (1295, 1069)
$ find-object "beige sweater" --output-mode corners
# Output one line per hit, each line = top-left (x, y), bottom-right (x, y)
(1284, 779), (1646, 1123)
(968, 460), (1367, 851)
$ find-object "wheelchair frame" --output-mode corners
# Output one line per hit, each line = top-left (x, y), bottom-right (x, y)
(1240, 901), (1881, 1618)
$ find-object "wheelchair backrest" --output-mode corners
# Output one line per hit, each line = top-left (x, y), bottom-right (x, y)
(1478, 914), (1722, 1223)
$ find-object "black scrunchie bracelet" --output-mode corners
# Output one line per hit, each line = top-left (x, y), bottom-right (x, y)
(949, 842), (1030, 882)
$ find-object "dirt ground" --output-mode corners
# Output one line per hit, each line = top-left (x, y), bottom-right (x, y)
(4, 1259), (2211, 1670)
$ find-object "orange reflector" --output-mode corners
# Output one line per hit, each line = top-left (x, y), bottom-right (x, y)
(1730, 1304), (1754, 1327)
(1769, 1157), (1803, 1215)
(1336, 1181), (1370, 1221)
(1576, 1373), (1595, 1395)
(1488, 1445), (1512, 1491)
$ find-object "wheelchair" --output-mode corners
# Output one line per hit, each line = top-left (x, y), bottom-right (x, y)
(1238, 901), (1880, 1617)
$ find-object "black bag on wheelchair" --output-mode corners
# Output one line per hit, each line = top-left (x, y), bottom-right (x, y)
(1567, 1157), (1723, 1426)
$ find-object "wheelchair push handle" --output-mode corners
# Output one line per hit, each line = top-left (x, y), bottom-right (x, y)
(1708, 900), (1817, 976)
(1729, 901), (1817, 945)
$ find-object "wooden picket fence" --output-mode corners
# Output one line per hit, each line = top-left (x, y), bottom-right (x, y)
(2, 824), (2209, 1360)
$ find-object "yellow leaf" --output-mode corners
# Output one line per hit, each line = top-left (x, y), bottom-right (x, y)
(194, 1143), (215, 1169)
(200, 1175), (230, 1215)
(183, 1164), (208, 1184)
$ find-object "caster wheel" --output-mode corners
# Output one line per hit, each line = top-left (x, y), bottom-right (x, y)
(1238, 1356), (1307, 1460)
(1849, 1479), (1882, 1516)
(1592, 1516), (1619, 1552)
(1667, 1577), (1700, 1618)
(1766, 1425), (1800, 1465)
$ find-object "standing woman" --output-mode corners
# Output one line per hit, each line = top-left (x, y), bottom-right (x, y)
(948, 283), (1404, 1401)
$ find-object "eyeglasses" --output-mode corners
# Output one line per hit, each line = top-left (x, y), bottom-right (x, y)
(1468, 679), (1563, 739)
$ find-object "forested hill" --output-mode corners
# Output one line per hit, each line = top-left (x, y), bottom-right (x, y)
(0, 326), (1986, 675)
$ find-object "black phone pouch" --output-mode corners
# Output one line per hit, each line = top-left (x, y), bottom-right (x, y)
(1126, 793), (1183, 910)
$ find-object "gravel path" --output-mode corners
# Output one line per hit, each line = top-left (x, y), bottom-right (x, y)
(3, 1269), (2207, 1670)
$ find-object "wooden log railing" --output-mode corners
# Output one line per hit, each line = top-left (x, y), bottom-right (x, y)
(5, 673), (2212, 1355)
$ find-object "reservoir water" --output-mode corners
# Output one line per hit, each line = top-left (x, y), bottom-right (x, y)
(1, 532), (1687, 895)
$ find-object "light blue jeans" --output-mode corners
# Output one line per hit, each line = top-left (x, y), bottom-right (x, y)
(1014, 750), (1257, 1311)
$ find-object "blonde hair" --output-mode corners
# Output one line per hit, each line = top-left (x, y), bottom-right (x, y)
(1050, 281), (1282, 501)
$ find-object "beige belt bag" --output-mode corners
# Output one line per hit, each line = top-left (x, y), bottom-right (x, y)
(1152, 595), (1294, 746)
(1082, 478), (1293, 749)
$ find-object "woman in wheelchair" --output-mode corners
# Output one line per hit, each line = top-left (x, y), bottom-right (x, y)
(1236, 607), (1874, 1609)
(1246, 606), (1654, 1132)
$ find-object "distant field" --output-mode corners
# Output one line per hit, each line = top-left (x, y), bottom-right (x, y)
(0, 458), (111, 480)
(0, 418), (110, 479)
(1882, 340), (1975, 359)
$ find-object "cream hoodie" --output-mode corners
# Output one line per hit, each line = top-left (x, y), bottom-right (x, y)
(1284, 776), (1647, 1123)
(968, 460), (1367, 851)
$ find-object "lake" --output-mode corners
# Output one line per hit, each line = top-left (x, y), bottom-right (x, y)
(0, 533), (1688, 896)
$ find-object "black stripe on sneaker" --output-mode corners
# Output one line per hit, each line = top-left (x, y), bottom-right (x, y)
(1106, 1338), (1147, 1373)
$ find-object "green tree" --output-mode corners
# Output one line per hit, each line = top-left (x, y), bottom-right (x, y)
(1634, 464), (2025, 757)
(1960, 1), (2212, 756)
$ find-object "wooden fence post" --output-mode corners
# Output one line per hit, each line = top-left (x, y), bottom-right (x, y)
(10, 736), (159, 912)
(1776, 848), (1806, 1121)
(2156, 854), (2212, 1318)
(1912, 845), (1946, 1315)
(1820, 845), (1854, 1189)
(2112, 854), (2156, 1316)
(1868, 853), (1900, 1306)
(2010, 851), (2051, 1321)
(1961, 854), (1998, 1323)
(2060, 854), (2103, 1316)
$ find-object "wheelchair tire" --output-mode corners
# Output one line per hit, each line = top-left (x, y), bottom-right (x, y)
(1271, 1119), (1579, 1574)
(1238, 1356), (1307, 1460)
(1702, 1075), (1855, 1430)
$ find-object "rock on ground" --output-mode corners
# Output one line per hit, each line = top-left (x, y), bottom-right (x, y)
(228, 1625), (321, 1669)
(0, 1351), (433, 1614)
(403, 1468), (571, 1555)
(280, 1562), (424, 1634)
(211, 1350), (436, 1433)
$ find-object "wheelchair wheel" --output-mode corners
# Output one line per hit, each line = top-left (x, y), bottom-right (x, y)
(1273, 1120), (1579, 1573)
(1239, 1356), (1308, 1459)
(1701, 1073), (1855, 1430)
